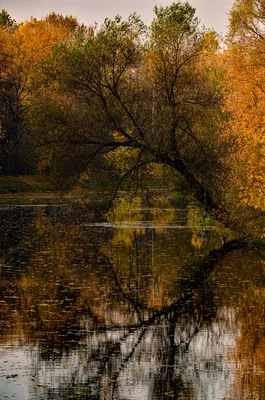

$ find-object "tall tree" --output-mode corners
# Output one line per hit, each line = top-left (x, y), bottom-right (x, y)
(221, 0), (265, 225)
(40, 2), (223, 211)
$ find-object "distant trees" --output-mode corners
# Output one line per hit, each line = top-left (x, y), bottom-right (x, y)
(0, 9), (15, 27)
(0, 10), (21, 174)
(0, 11), (79, 174)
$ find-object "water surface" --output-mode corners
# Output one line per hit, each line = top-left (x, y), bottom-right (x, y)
(0, 197), (264, 399)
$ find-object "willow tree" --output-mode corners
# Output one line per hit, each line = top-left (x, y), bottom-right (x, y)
(39, 2), (223, 210)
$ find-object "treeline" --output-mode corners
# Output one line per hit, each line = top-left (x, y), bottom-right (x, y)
(0, 2), (264, 236)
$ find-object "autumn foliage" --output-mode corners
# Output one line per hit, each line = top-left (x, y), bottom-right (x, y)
(0, 3), (264, 238)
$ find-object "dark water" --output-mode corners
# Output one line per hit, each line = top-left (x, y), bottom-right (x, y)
(0, 197), (264, 399)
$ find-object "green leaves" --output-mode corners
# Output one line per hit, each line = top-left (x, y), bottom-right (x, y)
(152, 2), (198, 35)
(0, 9), (16, 27)
(228, 0), (265, 40)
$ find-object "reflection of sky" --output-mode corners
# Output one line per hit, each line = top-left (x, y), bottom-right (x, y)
(118, 309), (237, 400)
(187, 309), (237, 400)
(11, 308), (236, 400)
(0, 347), (35, 400)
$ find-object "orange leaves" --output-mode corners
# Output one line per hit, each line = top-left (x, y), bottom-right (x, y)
(0, 13), (82, 174)
(221, 39), (265, 213)
(0, 13), (80, 99)
(11, 15), (79, 89)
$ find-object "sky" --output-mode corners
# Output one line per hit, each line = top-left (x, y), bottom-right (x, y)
(0, 0), (234, 35)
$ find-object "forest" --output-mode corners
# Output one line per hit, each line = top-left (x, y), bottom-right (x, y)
(0, 0), (264, 238)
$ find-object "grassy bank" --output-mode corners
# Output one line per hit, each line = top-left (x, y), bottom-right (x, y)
(0, 175), (59, 194)
(0, 174), (122, 194)
(0, 175), (190, 209)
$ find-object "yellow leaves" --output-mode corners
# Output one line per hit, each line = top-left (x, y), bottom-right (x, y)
(0, 13), (80, 99)
(201, 30), (219, 55)
(105, 145), (140, 175)
(105, 130), (140, 174)
(220, 38), (265, 215)
(0, 71), (8, 79)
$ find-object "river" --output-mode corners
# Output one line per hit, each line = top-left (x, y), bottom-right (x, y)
(0, 194), (264, 399)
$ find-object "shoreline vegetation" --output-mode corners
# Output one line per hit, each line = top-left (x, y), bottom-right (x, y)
(0, 175), (60, 194)
(0, 174), (176, 194)
(0, 175), (182, 207)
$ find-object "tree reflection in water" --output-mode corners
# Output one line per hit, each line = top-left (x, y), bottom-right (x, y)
(0, 198), (264, 399)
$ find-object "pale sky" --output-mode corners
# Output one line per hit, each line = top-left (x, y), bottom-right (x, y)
(0, 0), (234, 35)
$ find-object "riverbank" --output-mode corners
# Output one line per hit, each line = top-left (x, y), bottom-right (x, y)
(0, 175), (186, 206)
(0, 175), (60, 194)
